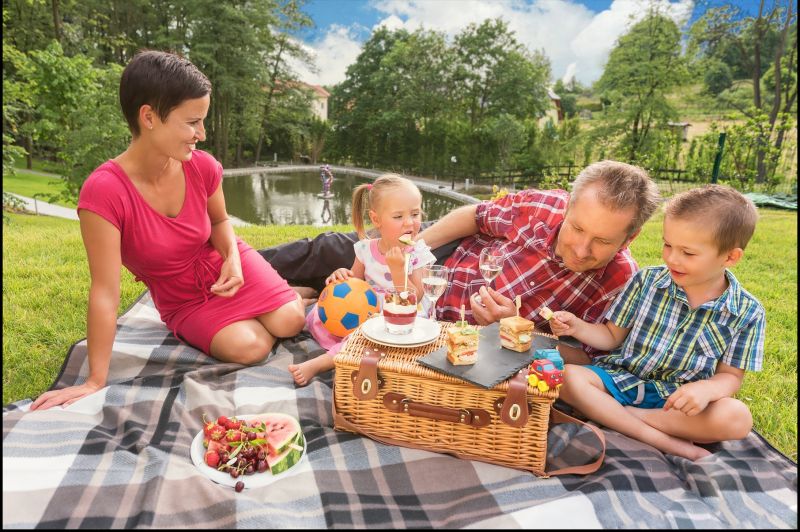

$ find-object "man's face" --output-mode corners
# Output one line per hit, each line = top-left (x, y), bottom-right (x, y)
(555, 185), (637, 272)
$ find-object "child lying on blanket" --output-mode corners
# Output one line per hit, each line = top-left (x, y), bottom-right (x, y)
(288, 174), (436, 386)
(550, 185), (765, 461)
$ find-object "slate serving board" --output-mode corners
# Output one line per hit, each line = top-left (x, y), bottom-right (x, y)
(417, 322), (558, 389)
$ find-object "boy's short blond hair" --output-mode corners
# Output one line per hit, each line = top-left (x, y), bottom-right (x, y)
(665, 184), (758, 252)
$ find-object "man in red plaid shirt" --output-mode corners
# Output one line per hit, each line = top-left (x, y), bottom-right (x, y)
(418, 160), (661, 364)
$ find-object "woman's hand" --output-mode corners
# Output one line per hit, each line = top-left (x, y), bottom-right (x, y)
(30, 381), (104, 411)
(326, 268), (353, 284)
(211, 255), (244, 297)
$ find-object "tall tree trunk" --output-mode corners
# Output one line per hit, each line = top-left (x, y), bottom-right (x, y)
(752, 1), (767, 182)
(51, 0), (62, 43)
(25, 135), (33, 170)
(255, 38), (287, 163)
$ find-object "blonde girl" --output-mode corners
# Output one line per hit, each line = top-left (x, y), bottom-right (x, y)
(289, 174), (436, 386)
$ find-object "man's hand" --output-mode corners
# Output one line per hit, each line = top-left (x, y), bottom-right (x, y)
(470, 286), (516, 325)
(663, 381), (713, 416)
(326, 268), (353, 284)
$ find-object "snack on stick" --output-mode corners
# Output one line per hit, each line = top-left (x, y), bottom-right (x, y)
(398, 234), (414, 245)
(446, 322), (480, 365)
(499, 315), (535, 352)
(539, 306), (554, 321)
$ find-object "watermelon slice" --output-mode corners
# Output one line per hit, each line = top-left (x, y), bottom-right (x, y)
(261, 413), (302, 456)
(267, 431), (305, 475)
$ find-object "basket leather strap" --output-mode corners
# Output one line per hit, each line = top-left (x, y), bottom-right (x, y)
(544, 407), (606, 476)
(383, 392), (492, 427)
(353, 347), (383, 400)
(498, 371), (529, 427)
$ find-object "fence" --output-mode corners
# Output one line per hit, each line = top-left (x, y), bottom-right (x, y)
(463, 164), (796, 197)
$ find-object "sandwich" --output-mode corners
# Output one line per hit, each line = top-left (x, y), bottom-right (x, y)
(446, 321), (480, 365)
(499, 315), (535, 352)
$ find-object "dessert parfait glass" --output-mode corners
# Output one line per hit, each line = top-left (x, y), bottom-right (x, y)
(382, 286), (418, 335)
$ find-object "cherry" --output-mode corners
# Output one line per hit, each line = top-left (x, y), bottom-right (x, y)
(235, 481), (245, 493)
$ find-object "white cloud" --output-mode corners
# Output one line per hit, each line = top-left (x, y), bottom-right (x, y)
(294, 0), (695, 87)
(288, 24), (366, 87)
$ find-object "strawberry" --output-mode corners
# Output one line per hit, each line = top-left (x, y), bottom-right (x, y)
(227, 418), (243, 430)
(226, 429), (243, 442)
(216, 415), (230, 427)
(202, 418), (217, 439)
(209, 425), (226, 441)
(204, 450), (220, 468)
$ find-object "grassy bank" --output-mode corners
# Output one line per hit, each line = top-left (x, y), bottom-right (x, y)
(2, 211), (796, 460)
(3, 169), (75, 207)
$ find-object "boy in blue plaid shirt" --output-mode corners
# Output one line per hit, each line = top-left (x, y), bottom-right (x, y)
(551, 185), (765, 461)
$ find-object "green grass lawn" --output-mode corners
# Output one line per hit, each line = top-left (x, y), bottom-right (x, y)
(2, 210), (797, 461)
(3, 169), (75, 207)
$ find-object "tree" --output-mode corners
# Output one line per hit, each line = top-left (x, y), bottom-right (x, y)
(704, 60), (734, 95)
(594, 10), (687, 162)
(451, 18), (550, 176)
(689, 1), (797, 182)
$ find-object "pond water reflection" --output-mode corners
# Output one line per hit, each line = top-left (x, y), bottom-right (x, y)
(222, 171), (466, 226)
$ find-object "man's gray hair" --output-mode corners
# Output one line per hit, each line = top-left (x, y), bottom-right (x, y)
(569, 160), (661, 236)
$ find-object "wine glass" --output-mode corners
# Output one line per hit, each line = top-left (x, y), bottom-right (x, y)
(479, 244), (505, 289)
(421, 265), (448, 320)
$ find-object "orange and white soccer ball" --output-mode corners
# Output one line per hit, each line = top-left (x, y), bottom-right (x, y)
(317, 278), (379, 337)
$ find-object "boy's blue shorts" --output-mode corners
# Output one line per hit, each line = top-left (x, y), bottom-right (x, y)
(584, 365), (666, 409)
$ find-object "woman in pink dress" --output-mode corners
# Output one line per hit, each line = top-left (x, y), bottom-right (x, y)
(31, 50), (306, 410)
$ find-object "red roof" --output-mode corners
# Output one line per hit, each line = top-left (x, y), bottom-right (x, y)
(272, 80), (329, 98)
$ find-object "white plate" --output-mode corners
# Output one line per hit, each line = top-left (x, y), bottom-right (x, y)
(360, 316), (441, 348)
(190, 413), (308, 489)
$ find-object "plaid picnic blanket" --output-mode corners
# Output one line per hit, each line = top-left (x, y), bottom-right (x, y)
(3, 291), (797, 529)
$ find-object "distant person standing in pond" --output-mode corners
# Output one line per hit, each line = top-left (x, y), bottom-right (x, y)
(31, 50), (305, 410)
(320, 164), (334, 197)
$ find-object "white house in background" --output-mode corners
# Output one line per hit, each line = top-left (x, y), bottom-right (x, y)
(272, 81), (331, 121)
(537, 87), (564, 128)
(300, 82), (330, 122)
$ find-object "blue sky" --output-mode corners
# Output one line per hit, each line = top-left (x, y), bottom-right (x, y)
(289, 1), (767, 87)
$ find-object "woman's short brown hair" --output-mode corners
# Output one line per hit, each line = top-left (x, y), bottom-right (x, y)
(119, 50), (211, 137)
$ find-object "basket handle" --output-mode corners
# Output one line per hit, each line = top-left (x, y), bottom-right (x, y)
(544, 408), (606, 476)
(383, 392), (492, 427)
(353, 347), (383, 400)
(497, 371), (529, 427)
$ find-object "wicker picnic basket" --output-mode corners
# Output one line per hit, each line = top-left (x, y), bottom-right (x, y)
(333, 321), (604, 477)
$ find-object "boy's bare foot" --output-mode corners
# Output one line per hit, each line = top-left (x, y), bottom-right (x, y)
(625, 406), (712, 461)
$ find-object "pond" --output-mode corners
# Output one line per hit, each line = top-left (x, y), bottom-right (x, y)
(222, 171), (467, 226)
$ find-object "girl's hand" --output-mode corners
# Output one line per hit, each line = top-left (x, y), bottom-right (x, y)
(549, 310), (580, 336)
(211, 255), (244, 297)
(663, 382), (712, 416)
(385, 246), (406, 271)
(30, 381), (104, 411)
(326, 268), (353, 284)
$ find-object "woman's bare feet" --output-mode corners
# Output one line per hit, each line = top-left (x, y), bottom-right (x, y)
(291, 286), (319, 306)
(288, 354), (334, 386)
